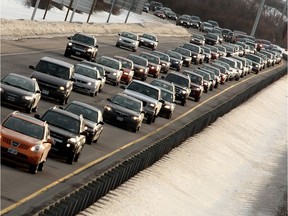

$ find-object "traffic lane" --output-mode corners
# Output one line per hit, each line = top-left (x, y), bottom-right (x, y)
(0, 35), (192, 209)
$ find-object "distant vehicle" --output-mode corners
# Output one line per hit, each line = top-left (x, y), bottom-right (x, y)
(122, 80), (164, 124)
(190, 33), (205, 46)
(182, 70), (204, 102)
(1, 73), (41, 113)
(165, 50), (183, 71)
(173, 47), (193, 67)
(164, 71), (191, 106)
(150, 51), (171, 74)
(207, 19), (219, 28)
(150, 78), (176, 97)
(73, 63), (102, 97)
(139, 52), (161, 78)
(182, 42), (203, 64)
(35, 106), (87, 164)
(116, 32), (139, 52)
(204, 32), (220, 45)
(158, 87), (175, 119)
(103, 93), (145, 133)
(149, 1), (163, 11)
(64, 33), (98, 61)
(29, 56), (75, 105)
(64, 101), (104, 144)
(165, 11), (177, 21)
(176, 16), (190, 28)
(153, 10), (166, 19)
(127, 54), (149, 81)
(142, 4), (149, 13)
(139, 33), (158, 50)
(96, 56), (123, 86)
(199, 22), (213, 33)
(1, 111), (53, 174)
(190, 15), (202, 27)
(113, 55), (134, 85)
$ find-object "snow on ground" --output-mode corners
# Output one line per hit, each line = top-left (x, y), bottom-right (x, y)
(0, 0), (190, 40)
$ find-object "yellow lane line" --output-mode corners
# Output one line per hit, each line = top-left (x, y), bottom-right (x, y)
(0, 64), (280, 215)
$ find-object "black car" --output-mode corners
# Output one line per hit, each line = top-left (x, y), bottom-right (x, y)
(165, 50), (183, 71)
(165, 11), (177, 21)
(204, 32), (220, 45)
(103, 93), (145, 132)
(1, 73), (41, 113)
(64, 101), (104, 144)
(35, 107), (87, 164)
(29, 56), (75, 105)
(64, 33), (99, 61)
(164, 72), (191, 106)
(176, 16), (190, 28)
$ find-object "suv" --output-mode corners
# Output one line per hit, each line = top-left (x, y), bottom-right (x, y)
(164, 72), (191, 106)
(122, 80), (164, 124)
(35, 107), (87, 164)
(29, 56), (75, 105)
(64, 33), (98, 61)
(182, 43), (203, 64)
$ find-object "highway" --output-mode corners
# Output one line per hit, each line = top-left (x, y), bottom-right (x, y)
(0, 30), (286, 214)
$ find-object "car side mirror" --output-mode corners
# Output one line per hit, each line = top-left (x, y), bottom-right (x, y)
(98, 121), (104, 125)
(34, 114), (41, 119)
(68, 36), (71, 40)
(95, 45), (99, 48)
(29, 65), (35, 70)
(120, 85), (126, 89)
(70, 78), (75, 81)
(107, 98), (112, 102)
(36, 90), (41, 94)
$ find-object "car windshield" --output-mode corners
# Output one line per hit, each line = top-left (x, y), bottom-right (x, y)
(35, 60), (70, 80)
(75, 65), (98, 79)
(112, 95), (141, 112)
(203, 66), (220, 76)
(183, 44), (200, 53)
(140, 53), (159, 64)
(72, 34), (94, 46)
(197, 71), (210, 80)
(161, 90), (173, 103)
(79, 62), (105, 77)
(1, 75), (35, 92)
(151, 80), (173, 92)
(151, 52), (169, 61)
(192, 34), (204, 40)
(128, 55), (147, 66)
(185, 73), (202, 85)
(42, 110), (80, 134)
(97, 58), (119, 70)
(142, 34), (157, 41)
(166, 51), (181, 60)
(166, 74), (189, 87)
(65, 104), (98, 122)
(175, 48), (190, 56)
(127, 82), (159, 100)
(117, 59), (132, 69)
(2, 116), (44, 140)
(121, 32), (137, 40)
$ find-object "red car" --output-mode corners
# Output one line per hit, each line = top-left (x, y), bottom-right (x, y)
(139, 52), (161, 78)
(153, 10), (166, 19)
(114, 56), (134, 84)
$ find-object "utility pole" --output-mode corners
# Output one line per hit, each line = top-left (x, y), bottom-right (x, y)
(31, 0), (40, 20)
(250, 0), (265, 37)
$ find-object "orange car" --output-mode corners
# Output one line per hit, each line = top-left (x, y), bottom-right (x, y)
(0, 111), (53, 174)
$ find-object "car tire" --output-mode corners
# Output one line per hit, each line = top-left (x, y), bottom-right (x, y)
(195, 97), (200, 102)
(181, 99), (186, 106)
(146, 115), (153, 124)
(66, 153), (76, 164)
(38, 161), (45, 171)
(133, 48), (137, 52)
(64, 49), (71, 57)
(26, 106), (33, 114)
(32, 105), (38, 113)
(166, 113), (172, 119)
(29, 164), (39, 174)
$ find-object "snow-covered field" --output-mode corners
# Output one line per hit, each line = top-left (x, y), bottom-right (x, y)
(0, 0), (190, 40)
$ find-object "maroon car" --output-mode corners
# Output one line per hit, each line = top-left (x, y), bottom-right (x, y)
(153, 10), (166, 19)
(114, 56), (134, 85)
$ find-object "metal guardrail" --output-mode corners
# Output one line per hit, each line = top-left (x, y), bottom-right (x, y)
(34, 67), (287, 216)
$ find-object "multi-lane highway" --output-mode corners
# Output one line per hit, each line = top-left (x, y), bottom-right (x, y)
(1, 31), (286, 214)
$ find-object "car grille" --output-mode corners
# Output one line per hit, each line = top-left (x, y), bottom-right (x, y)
(123, 40), (131, 43)
(115, 111), (129, 117)
(2, 137), (30, 149)
(38, 80), (58, 91)
(174, 86), (182, 94)
(73, 44), (87, 50)
(75, 79), (88, 84)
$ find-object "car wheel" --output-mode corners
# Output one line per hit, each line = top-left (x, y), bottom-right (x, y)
(87, 54), (93, 62)
(32, 105), (38, 113)
(146, 115), (153, 124)
(133, 48), (137, 52)
(181, 99), (186, 106)
(38, 161), (45, 171)
(166, 113), (172, 119)
(64, 49), (71, 57)
(90, 92), (95, 97)
(195, 97), (200, 102)
(29, 164), (39, 174)
(59, 97), (66, 105)
(66, 153), (76, 165)
(116, 43), (120, 47)
(26, 106), (33, 114)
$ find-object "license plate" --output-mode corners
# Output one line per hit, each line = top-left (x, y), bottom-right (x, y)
(8, 148), (18, 155)
(116, 116), (123, 122)
(7, 96), (15, 102)
(75, 51), (81, 55)
(42, 90), (49, 95)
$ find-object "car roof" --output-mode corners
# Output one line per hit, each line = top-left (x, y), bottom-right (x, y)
(40, 56), (74, 68)
(3, 73), (36, 82)
(6, 111), (46, 127)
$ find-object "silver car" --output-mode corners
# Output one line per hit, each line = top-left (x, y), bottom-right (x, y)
(97, 56), (123, 86)
(116, 32), (139, 52)
(73, 64), (102, 97)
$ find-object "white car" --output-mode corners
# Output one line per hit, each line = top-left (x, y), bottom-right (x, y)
(116, 32), (139, 52)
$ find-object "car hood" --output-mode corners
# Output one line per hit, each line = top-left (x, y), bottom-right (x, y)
(123, 89), (158, 104)
(170, 57), (182, 64)
(48, 125), (78, 138)
(1, 127), (41, 146)
(139, 37), (156, 44)
(31, 71), (69, 86)
(190, 82), (202, 88)
(70, 40), (93, 48)
(1, 83), (34, 96)
(108, 103), (140, 116)
(74, 73), (96, 83)
(119, 36), (137, 43)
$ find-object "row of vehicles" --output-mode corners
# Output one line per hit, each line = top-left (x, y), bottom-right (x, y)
(0, 23), (284, 174)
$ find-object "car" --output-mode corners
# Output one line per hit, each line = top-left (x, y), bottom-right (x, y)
(192, 69), (213, 92)
(199, 22), (213, 33)
(113, 56), (134, 85)
(149, 1), (163, 11)
(139, 33), (158, 50)
(245, 54), (263, 74)
(127, 54), (149, 81)
(201, 46), (212, 63)
(1, 111), (53, 174)
(165, 50), (183, 71)
(153, 10), (166, 19)
(207, 19), (219, 28)
(211, 28), (223, 44)
(205, 44), (220, 60)
(209, 62), (229, 84)
(214, 44), (227, 57)
(174, 47), (193, 67)
(150, 51), (171, 74)
(201, 64), (222, 88)
(96, 56), (123, 86)
(103, 93), (145, 133)
(79, 61), (106, 93)
(35, 106), (87, 164)
(121, 80), (164, 124)
(163, 71), (191, 106)
(142, 4), (149, 13)
(150, 78), (176, 97)
(176, 16), (190, 28)
(222, 44), (237, 57)
(73, 63), (102, 97)
(139, 52), (161, 78)
(190, 34), (205, 46)
(158, 87), (175, 119)
(116, 32), (139, 52)
(64, 101), (104, 144)
(222, 28), (233, 41)
(165, 11), (177, 21)
(0, 73), (41, 113)
(190, 15), (202, 27)
(182, 70), (204, 102)
(204, 32), (220, 45)
(182, 42), (203, 64)
(64, 33), (98, 61)
(29, 56), (75, 105)
(199, 68), (217, 89)
(217, 57), (240, 80)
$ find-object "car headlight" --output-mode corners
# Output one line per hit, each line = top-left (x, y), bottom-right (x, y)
(204, 83), (208, 86)
(132, 116), (139, 120)
(87, 82), (92, 85)
(193, 55), (197, 58)
(151, 66), (155, 70)
(140, 39), (144, 42)
(175, 61), (179, 64)
(118, 38), (122, 41)
(149, 103), (155, 108)
(68, 42), (72, 46)
(164, 104), (171, 109)
(132, 42), (136, 45)
(67, 137), (77, 145)
(161, 63), (166, 66)
(139, 69), (144, 72)
(0, 87), (4, 93)
(59, 86), (65, 91)
(31, 144), (42, 152)
(112, 72), (117, 76)
(181, 90), (187, 94)
(23, 96), (33, 100)
(104, 106), (112, 111)
(87, 48), (93, 52)
(124, 72), (129, 75)
(150, 42), (154, 45)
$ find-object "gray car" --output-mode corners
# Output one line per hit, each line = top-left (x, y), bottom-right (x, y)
(73, 64), (102, 97)
(116, 32), (139, 52)
(97, 56), (123, 86)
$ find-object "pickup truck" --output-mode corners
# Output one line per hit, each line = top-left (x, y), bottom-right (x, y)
(121, 80), (164, 124)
